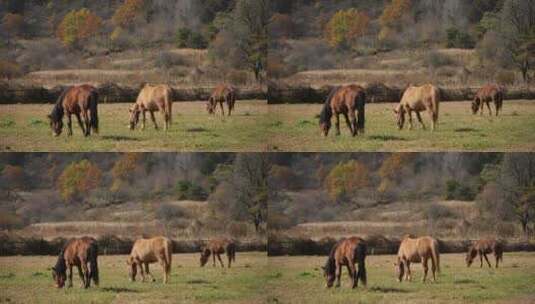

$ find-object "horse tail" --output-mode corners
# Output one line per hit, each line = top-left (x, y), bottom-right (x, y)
(228, 242), (236, 262)
(355, 241), (367, 286)
(432, 240), (441, 274)
(165, 88), (172, 125)
(89, 90), (99, 134)
(165, 239), (172, 273)
(433, 87), (440, 122)
(356, 90), (366, 132)
(229, 90), (236, 111)
(496, 91), (503, 113)
(88, 241), (99, 286)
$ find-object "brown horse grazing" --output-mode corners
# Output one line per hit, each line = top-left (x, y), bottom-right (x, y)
(322, 237), (367, 289)
(394, 84), (440, 131)
(472, 84), (504, 116)
(127, 236), (172, 284)
(395, 235), (440, 283)
(48, 85), (99, 137)
(207, 84), (236, 116)
(319, 85), (366, 137)
(52, 237), (99, 289)
(129, 84), (172, 131)
(200, 238), (236, 268)
(466, 239), (503, 268)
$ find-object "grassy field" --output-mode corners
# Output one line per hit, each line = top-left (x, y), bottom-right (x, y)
(0, 252), (268, 304)
(267, 100), (535, 151)
(266, 252), (535, 304)
(0, 101), (267, 152)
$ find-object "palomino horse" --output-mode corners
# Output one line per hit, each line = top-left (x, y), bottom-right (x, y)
(319, 85), (366, 137)
(127, 236), (172, 284)
(48, 85), (99, 137)
(466, 239), (503, 268)
(52, 237), (99, 288)
(200, 238), (236, 268)
(394, 84), (440, 131)
(472, 84), (504, 116)
(207, 84), (236, 116)
(322, 237), (367, 289)
(395, 235), (440, 283)
(129, 84), (172, 131)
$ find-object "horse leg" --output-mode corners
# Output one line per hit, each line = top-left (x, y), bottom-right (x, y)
(335, 113), (341, 136)
(220, 101), (225, 116)
(431, 257), (437, 282)
(160, 110), (168, 132)
(348, 263), (357, 288)
(416, 112), (426, 130)
(349, 111), (357, 137)
(495, 253), (499, 268)
(139, 262), (146, 282)
(343, 113), (353, 135)
(158, 259), (168, 284)
(212, 251), (216, 267)
(217, 253), (225, 268)
(141, 110), (146, 131)
(83, 112), (90, 136)
(428, 109), (436, 131)
(408, 110), (414, 130)
(145, 263), (155, 282)
(149, 111), (159, 131)
(422, 257), (429, 283)
(67, 114), (73, 136)
(487, 101), (493, 116)
(335, 263), (342, 288)
(76, 265), (84, 288)
(67, 264), (73, 288)
(479, 252), (483, 268)
(483, 253), (492, 268)
(405, 261), (412, 281)
(81, 263), (90, 288)
(75, 113), (85, 135)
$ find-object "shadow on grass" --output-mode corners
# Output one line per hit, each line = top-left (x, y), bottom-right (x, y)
(454, 279), (477, 284)
(455, 128), (477, 133)
(368, 135), (407, 141)
(101, 287), (140, 293)
(369, 286), (410, 293)
(186, 279), (211, 285)
(0, 273), (15, 279)
(186, 127), (209, 133)
(101, 135), (141, 141)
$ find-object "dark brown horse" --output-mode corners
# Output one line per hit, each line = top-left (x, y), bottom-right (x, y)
(200, 238), (236, 268)
(472, 84), (504, 116)
(52, 237), (99, 288)
(322, 237), (367, 288)
(319, 85), (366, 137)
(466, 239), (503, 268)
(48, 85), (99, 137)
(207, 84), (237, 116)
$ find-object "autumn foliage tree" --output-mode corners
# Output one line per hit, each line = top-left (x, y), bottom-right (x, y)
(56, 8), (102, 48)
(112, 0), (146, 30)
(57, 160), (102, 202)
(325, 8), (370, 49)
(110, 153), (143, 193)
(377, 154), (413, 194)
(1, 165), (25, 192)
(378, 0), (412, 41)
(325, 160), (370, 202)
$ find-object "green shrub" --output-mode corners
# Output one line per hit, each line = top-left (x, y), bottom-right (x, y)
(424, 51), (453, 69)
(497, 70), (516, 86)
(175, 28), (207, 49)
(175, 180), (207, 200)
(446, 27), (475, 49)
(445, 179), (476, 200)
(426, 203), (455, 221)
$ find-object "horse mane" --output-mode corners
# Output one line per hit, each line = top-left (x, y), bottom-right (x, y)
(50, 87), (71, 122)
(319, 86), (339, 125)
(324, 238), (345, 276)
(53, 248), (67, 275)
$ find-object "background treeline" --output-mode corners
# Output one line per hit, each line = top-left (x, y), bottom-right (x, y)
(269, 153), (535, 239)
(269, 0), (535, 87)
(0, 0), (267, 85)
(0, 153), (269, 239)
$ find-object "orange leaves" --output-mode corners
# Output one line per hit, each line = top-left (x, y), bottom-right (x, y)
(56, 8), (102, 47)
(324, 160), (370, 202)
(324, 8), (370, 48)
(57, 160), (102, 202)
(379, 0), (412, 41)
(1, 165), (25, 190)
(112, 0), (146, 29)
(2, 13), (24, 36)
